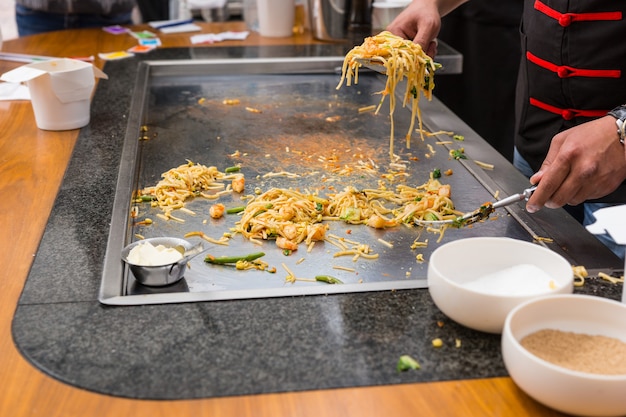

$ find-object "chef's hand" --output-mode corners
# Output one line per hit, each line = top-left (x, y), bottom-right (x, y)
(526, 116), (626, 212)
(386, 0), (469, 57)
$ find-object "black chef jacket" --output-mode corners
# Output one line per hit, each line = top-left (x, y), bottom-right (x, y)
(515, 0), (626, 203)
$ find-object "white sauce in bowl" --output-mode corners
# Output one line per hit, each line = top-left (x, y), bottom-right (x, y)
(127, 241), (183, 266)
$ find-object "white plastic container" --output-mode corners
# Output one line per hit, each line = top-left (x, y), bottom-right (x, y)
(372, 1), (410, 31)
(1, 58), (107, 131)
(257, 0), (296, 37)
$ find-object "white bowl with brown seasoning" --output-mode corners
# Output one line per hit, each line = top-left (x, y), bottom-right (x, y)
(502, 294), (626, 417)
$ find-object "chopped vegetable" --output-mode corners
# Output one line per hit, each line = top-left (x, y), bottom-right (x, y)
(205, 252), (265, 264)
(397, 355), (420, 372)
(226, 206), (246, 214)
(432, 168), (441, 179)
(450, 148), (467, 160)
(315, 275), (343, 284)
(224, 166), (241, 173)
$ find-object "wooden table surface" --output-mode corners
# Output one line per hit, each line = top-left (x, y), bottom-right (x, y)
(0, 21), (567, 417)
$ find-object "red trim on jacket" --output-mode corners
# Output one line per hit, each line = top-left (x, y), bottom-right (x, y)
(529, 98), (608, 120)
(534, 0), (622, 26)
(526, 51), (621, 78)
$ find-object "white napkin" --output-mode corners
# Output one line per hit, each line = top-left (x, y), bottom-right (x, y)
(0, 81), (30, 101)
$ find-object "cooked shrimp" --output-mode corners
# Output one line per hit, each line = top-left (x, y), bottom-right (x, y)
(366, 214), (397, 229)
(438, 184), (451, 198)
(276, 236), (298, 251)
(209, 203), (225, 219)
(278, 205), (296, 221)
(282, 224), (300, 241)
(232, 176), (245, 193)
(305, 223), (327, 243)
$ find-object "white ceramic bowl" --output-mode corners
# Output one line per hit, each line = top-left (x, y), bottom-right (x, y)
(427, 237), (573, 333)
(502, 294), (626, 416)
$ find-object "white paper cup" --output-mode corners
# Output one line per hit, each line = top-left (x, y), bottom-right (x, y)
(257, 0), (295, 37)
(1, 59), (107, 131)
(28, 60), (98, 130)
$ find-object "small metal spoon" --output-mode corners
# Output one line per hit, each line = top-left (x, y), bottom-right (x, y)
(174, 242), (205, 260)
(415, 185), (538, 228)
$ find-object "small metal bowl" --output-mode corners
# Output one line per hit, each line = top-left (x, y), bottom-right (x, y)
(121, 237), (195, 287)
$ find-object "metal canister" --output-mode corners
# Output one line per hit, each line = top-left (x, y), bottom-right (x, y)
(309, 0), (371, 42)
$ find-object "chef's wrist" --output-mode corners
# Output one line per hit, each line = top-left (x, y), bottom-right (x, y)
(607, 104), (626, 145)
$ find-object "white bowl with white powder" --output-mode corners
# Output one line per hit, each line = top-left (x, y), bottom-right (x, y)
(427, 237), (573, 333)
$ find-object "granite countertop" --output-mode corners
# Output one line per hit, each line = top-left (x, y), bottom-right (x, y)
(11, 46), (623, 400)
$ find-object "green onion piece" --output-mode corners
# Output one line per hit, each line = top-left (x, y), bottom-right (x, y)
(225, 166), (241, 173)
(205, 252), (265, 264)
(423, 212), (439, 221)
(397, 355), (421, 372)
(315, 275), (343, 284)
(226, 206), (246, 214)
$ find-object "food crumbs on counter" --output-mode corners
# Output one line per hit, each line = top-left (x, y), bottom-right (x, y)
(415, 253), (425, 263)
(533, 235), (554, 243)
(411, 239), (428, 249)
(444, 169), (453, 176)
(245, 106), (261, 113)
(449, 148), (467, 160)
(474, 160), (494, 170)
(520, 329), (626, 375)
(455, 339), (462, 348)
(222, 99), (240, 105)
(333, 265), (356, 273)
(598, 271), (625, 284)
(358, 105), (376, 113)
(436, 321), (444, 328)
(453, 134), (464, 141)
(377, 238), (393, 248)
(197, 97), (206, 104)
(179, 207), (196, 216)
(184, 231), (230, 246)
(397, 355), (421, 372)
(432, 338), (443, 348)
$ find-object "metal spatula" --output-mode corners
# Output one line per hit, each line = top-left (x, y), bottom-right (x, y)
(354, 58), (387, 74)
(415, 185), (538, 227)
